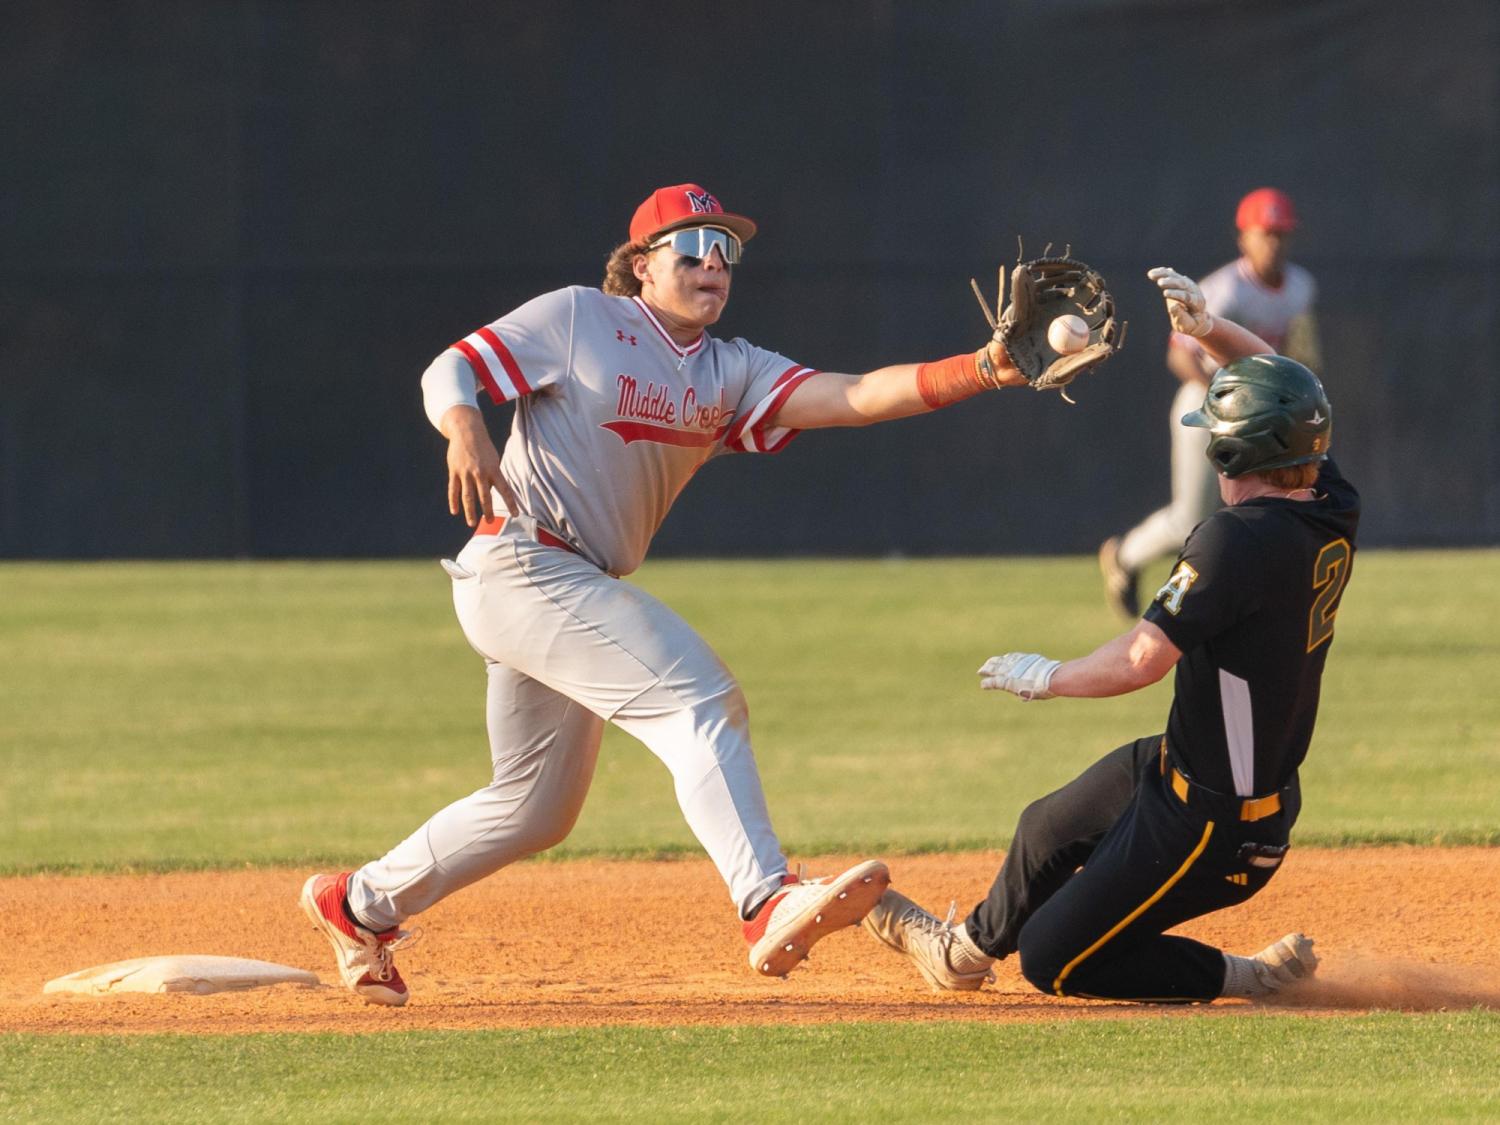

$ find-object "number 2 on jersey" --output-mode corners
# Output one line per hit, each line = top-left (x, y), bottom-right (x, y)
(1307, 538), (1352, 652)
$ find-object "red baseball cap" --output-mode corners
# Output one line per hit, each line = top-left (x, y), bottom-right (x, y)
(629, 183), (758, 245)
(1236, 187), (1298, 232)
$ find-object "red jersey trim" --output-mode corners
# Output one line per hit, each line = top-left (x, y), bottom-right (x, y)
(725, 365), (819, 453)
(631, 296), (706, 358)
(452, 340), (502, 401)
(451, 327), (533, 402)
(476, 328), (532, 395)
(600, 420), (732, 448)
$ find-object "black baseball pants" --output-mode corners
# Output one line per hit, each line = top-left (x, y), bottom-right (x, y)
(965, 735), (1298, 1002)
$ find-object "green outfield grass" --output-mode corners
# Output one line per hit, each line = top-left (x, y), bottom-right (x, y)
(2, 551), (1498, 873)
(6, 554), (1499, 1123)
(4, 1014), (1499, 1123)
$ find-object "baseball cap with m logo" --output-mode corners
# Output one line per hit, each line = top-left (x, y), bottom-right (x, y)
(629, 183), (758, 245)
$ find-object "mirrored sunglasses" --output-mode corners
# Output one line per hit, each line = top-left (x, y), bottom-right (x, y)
(649, 226), (742, 265)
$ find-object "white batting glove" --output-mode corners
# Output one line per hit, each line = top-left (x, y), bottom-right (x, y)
(977, 653), (1061, 701)
(1146, 266), (1214, 338)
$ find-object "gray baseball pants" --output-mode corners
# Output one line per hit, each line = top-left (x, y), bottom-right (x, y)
(346, 518), (788, 931)
(1118, 380), (1221, 573)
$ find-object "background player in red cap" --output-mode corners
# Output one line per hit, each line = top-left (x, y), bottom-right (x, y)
(300, 182), (1043, 1004)
(1099, 187), (1322, 618)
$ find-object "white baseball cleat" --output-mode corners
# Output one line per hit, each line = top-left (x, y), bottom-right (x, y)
(1251, 932), (1318, 992)
(861, 888), (995, 991)
(744, 860), (891, 977)
(300, 872), (419, 1006)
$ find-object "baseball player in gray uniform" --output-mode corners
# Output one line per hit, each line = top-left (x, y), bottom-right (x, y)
(1100, 188), (1321, 618)
(302, 183), (1035, 1005)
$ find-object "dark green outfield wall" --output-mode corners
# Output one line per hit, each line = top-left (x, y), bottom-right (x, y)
(2, 1), (1495, 557)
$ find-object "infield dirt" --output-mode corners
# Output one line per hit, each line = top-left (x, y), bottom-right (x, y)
(5, 849), (1498, 1035)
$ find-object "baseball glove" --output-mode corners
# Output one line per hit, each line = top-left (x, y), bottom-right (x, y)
(971, 250), (1125, 400)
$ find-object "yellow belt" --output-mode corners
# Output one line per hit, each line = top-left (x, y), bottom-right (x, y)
(1160, 740), (1282, 823)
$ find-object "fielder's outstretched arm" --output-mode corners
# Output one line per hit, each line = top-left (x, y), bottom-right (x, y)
(775, 254), (1122, 429)
(769, 345), (1028, 431)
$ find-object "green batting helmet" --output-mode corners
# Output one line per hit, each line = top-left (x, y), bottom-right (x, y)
(1182, 355), (1332, 478)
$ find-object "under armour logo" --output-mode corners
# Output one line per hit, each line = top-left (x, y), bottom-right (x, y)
(1309, 410), (1324, 424)
(686, 190), (719, 214)
(616, 329), (637, 346)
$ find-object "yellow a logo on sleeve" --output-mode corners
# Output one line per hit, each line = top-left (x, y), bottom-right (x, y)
(1154, 561), (1199, 616)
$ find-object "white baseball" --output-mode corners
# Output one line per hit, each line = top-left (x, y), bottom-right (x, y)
(1047, 314), (1090, 355)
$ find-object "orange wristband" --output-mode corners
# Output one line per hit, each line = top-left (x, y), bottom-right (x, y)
(916, 351), (988, 409)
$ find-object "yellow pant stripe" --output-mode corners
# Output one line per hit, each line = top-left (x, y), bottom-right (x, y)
(1052, 820), (1215, 996)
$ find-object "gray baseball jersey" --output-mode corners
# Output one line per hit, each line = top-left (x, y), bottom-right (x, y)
(1198, 257), (1316, 352)
(1173, 258), (1317, 359)
(452, 286), (818, 576)
(345, 286), (818, 935)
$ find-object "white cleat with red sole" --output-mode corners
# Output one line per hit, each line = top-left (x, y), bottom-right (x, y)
(744, 860), (891, 977)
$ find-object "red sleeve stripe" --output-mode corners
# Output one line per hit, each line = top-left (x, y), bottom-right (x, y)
(475, 328), (531, 396)
(725, 365), (818, 453)
(451, 327), (531, 401)
(452, 339), (503, 402)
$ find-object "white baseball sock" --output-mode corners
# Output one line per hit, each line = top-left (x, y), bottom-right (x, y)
(949, 921), (996, 974)
(1219, 952), (1270, 998)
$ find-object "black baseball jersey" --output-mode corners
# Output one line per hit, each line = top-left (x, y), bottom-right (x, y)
(1143, 459), (1359, 796)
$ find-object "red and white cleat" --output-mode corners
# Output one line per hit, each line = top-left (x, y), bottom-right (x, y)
(300, 872), (418, 1006)
(744, 860), (891, 977)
